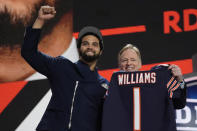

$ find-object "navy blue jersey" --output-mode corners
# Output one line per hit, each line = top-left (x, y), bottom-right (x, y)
(102, 67), (182, 131)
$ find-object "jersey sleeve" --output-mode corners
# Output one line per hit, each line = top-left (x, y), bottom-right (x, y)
(164, 69), (186, 109)
(170, 81), (187, 109)
(152, 65), (187, 109)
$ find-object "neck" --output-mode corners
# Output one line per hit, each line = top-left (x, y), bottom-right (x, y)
(80, 58), (97, 71)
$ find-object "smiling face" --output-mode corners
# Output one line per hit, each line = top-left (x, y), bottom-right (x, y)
(0, 0), (72, 47)
(79, 35), (102, 63)
(0, 0), (73, 82)
(119, 48), (142, 72)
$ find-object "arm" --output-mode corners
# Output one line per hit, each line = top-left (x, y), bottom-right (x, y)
(168, 64), (187, 109)
(171, 83), (187, 109)
(21, 6), (57, 76)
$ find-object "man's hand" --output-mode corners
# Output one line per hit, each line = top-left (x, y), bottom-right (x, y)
(33, 5), (56, 29)
(38, 6), (56, 20)
(168, 64), (183, 82)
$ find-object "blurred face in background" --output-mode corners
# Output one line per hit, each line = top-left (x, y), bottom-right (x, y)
(0, 0), (73, 82)
(0, 0), (72, 47)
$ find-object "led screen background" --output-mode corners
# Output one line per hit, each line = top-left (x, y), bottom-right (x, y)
(0, 0), (197, 130)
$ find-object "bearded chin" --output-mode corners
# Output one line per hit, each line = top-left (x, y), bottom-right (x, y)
(79, 51), (100, 62)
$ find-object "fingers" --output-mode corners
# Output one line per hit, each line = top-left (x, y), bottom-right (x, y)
(169, 64), (183, 82)
(37, 5), (56, 20)
(41, 5), (56, 15)
(169, 65), (181, 74)
(33, 5), (56, 30)
(168, 64), (176, 70)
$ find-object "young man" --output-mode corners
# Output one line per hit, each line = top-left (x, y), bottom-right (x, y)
(21, 6), (109, 131)
(102, 44), (186, 131)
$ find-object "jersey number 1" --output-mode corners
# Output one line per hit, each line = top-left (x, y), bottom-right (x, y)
(133, 87), (141, 131)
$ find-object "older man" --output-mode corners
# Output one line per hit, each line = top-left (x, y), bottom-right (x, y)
(102, 44), (186, 131)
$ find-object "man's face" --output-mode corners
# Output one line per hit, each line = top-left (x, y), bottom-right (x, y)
(79, 35), (102, 62)
(119, 48), (141, 72)
(0, 0), (72, 47)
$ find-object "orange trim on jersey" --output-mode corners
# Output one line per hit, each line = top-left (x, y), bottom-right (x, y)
(170, 83), (180, 98)
(172, 83), (180, 91)
(167, 77), (175, 88)
(170, 91), (173, 98)
(168, 80), (177, 92)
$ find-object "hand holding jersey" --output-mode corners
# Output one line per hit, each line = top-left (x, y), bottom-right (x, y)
(168, 64), (184, 82)
(151, 64), (184, 99)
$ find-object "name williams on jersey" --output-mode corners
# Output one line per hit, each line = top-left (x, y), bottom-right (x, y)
(118, 72), (156, 86)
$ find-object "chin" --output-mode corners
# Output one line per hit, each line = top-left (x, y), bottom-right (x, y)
(126, 69), (136, 72)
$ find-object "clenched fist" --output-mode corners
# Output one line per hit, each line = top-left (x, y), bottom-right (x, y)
(33, 5), (56, 29)
(38, 5), (56, 20)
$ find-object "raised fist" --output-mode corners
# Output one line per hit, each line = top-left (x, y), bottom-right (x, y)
(38, 5), (56, 21)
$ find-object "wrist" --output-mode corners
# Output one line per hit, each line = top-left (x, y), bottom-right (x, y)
(179, 80), (185, 89)
(32, 18), (45, 29)
(177, 75), (183, 83)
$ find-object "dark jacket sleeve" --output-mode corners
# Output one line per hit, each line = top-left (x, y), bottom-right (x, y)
(172, 83), (187, 109)
(21, 27), (57, 77)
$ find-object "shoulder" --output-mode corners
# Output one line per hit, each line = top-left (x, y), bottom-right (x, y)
(55, 56), (74, 64)
(151, 64), (172, 75)
(98, 74), (109, 89)
(151, 64), (169, 71)
(53, 56), (76, 70)
(98, 74), (109, 84)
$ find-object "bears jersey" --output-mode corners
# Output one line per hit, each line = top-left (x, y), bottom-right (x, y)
(102, 67), (181, 131)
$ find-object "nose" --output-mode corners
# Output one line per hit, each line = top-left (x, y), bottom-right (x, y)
(87, 43), (94, 49)
(127, 59), (132, 65)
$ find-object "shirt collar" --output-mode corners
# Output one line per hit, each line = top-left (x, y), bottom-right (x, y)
(75, 60), (99, 80)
